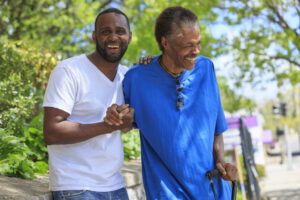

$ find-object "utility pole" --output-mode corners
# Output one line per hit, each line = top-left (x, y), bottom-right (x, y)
(273, 102), (292, 170)
(284, 124), (293, 170)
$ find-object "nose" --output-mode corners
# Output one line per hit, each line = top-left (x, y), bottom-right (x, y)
(108, 33), (118, 42)
(192, 45), (200, 54)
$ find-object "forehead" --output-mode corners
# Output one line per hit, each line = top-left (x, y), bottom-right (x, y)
(96, 13), (129, 30)
(172, 25), (201, 42)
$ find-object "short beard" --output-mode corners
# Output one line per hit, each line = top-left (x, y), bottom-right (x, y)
(96, 38), (128, 63)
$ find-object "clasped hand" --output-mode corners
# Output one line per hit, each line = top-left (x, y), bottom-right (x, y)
(104, 104), (134, 132)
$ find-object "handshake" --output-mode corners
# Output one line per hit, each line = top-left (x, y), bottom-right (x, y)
(103, 104), (135, 132)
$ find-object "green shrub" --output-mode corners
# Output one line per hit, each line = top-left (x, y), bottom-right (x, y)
(121, 129), (141, 161)
(256, 164), (266, 178)
(0, 40), (57, 178)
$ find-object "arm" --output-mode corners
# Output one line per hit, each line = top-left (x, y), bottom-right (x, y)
(43, 107), (131, 145)
(213, 133), (237, 181)
(213, 133), (226, 164)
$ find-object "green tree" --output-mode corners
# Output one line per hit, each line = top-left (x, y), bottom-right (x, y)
(218, 76), (256, 114)
(216, 0), (300, 87)
(0, 0), (112, 57)
(0, 40), (57, 178)
(121, 0), (223, 63)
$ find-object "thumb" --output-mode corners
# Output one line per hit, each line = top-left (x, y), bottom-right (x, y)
(216, 162), (227, 176)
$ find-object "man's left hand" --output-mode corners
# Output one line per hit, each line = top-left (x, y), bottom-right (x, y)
(216, 162), (237, 181)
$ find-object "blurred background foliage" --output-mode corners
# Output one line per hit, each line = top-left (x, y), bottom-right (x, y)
(0, 0), (299, 178)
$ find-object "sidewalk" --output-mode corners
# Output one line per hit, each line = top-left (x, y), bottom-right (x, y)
(260, 156), (300, 200)
(0, 161), (145, 200)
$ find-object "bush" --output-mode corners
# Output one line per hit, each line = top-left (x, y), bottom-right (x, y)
(121, 129), (141, 161)
(0, 40), (57, 178)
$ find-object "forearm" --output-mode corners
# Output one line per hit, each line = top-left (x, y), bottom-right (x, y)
(44, 120), (117, 145)
(213, 133), (225, 164)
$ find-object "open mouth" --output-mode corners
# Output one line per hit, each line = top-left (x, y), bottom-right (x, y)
(185, 57), (196, 63)
(107, 44), (120, 49)
(106, 44), (121, 54)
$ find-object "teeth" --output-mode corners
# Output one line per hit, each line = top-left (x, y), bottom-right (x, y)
(107, 45), (119, 48)
(186, 57), (196, 61)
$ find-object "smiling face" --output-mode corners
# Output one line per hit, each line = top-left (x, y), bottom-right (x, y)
(93, 12), (132, 63)
(163, 25), (201, 70)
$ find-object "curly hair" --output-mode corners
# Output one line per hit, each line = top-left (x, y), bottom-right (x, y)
(155, 7), (198, 51)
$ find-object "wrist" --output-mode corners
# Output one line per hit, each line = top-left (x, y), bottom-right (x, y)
(215, 159), (225, 164)
(102, 122), (118, 133)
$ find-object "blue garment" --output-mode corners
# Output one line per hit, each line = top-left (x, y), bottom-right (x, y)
(52, 188), (129, 200)
(123, 56), (231, 200)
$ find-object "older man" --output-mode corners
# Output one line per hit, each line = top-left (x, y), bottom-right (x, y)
(105, 6), (237, 200)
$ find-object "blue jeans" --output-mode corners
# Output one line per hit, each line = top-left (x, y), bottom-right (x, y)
(52, 188), (129, 200)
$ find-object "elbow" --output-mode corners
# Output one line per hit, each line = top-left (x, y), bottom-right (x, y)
(43, 128), (56, 145)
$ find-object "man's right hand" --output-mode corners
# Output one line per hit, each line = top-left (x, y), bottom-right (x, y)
(104, 104), (134, 132)
(133, 56), (155, 65)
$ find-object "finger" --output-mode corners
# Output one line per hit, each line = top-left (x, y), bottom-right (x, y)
(103, 116), (112, 125)
(226, 165), (237, 181)
(216, 162), (227, 176)
(139, 57), (143, 64)
(106, 106), (122, 125)
(117, 104), (129, 113)
(128, 108), (135, 122)
(104, 115), (121, 126)
(106, 105), (121, 123)
(119, 107), (130, 117)
(128, 108), (135, 116)
(109, 105), (122, 120)
(105, 113), (121, 126)
(146, 56), (152, 64)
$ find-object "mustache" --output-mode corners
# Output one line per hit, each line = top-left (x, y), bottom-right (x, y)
(105, 41), (120, 45)
(185, 54), (197, 58)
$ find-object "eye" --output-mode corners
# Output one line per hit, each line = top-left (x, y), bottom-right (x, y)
(101, 30), (110, 35)
(116, 29), (126, 35)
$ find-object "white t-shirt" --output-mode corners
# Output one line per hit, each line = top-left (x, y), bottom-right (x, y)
(43, 54), (127, 192)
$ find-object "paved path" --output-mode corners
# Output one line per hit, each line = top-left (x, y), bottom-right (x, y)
(260, 156), (300, 200)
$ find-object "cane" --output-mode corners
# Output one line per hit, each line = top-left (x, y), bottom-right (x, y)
(206, 169), (237, 200)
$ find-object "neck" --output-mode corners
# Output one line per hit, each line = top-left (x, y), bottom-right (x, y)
(160, 54), (184, 78)
(87, 51), (119, 81)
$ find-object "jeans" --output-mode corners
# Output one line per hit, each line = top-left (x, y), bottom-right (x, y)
(52, 188), (129, 200)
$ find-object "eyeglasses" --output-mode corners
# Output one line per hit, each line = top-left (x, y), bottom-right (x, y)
(176, 79), (184, 110)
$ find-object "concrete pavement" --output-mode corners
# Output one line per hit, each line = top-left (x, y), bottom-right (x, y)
(260, 156), (300, 200)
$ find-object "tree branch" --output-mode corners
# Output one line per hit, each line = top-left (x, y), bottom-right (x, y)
(266, 2), (290, 29)
(270, 55), (300, 68)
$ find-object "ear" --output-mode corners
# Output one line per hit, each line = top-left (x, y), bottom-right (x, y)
(128, 31), (132, 44)
(92, 31), (96, 43)
(161, 36), (169, 50)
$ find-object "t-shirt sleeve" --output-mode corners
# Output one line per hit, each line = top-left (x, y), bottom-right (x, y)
(123, 73), (138, 128)
(210, 62), (228, 135)
(43, 65), (76, 114)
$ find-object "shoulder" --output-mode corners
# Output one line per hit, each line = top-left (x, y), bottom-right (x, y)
(194, 56), (215, 73)
(51, 54), (86, 81)
(195, 56), (214, 67)
(56, 54), (86, 71)
(118, 64), (129, 76)
(126, 56), (160, 77)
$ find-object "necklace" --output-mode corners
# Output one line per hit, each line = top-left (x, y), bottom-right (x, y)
(159, 57), (182, 78)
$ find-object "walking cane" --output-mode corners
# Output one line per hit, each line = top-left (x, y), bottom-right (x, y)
(206, 169), (237, 200)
